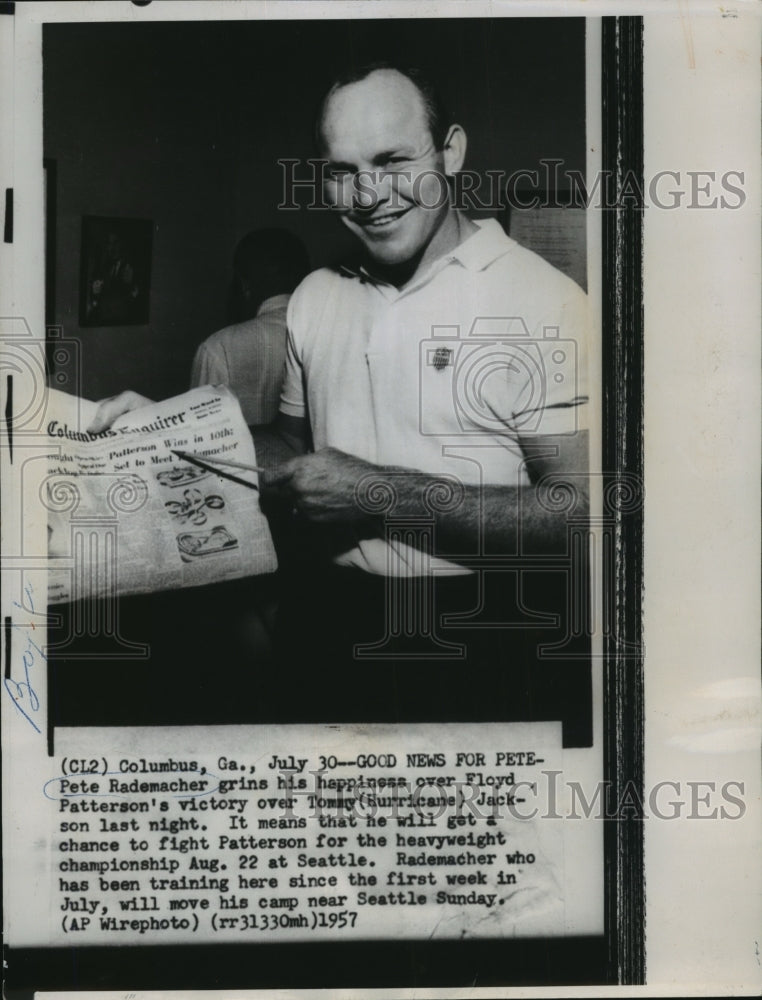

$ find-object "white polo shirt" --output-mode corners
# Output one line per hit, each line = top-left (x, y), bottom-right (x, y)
(280, 218), (590, 575)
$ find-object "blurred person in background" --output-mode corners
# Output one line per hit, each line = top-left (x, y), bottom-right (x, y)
(191, 228), (310, 424)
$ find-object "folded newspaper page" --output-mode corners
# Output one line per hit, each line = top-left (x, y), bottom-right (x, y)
(43, 385), (277, 603)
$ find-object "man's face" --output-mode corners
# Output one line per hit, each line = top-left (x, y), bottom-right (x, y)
(320, 70), (454, 271)
(106, 233), (123, 260)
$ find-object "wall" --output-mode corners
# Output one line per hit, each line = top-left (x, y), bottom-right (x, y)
(44, 18), (586, 402)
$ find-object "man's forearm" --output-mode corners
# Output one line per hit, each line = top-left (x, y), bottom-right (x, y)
(265, 445), (588, 558)
(361, 471), (588, 556)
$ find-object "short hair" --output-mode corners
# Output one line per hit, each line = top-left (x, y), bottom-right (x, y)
(315, 61), (451, 151)
(233, 228), (310, 290)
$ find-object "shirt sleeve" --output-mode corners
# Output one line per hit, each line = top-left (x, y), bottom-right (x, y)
(190, 336), (228, 389)
(511, 280), (590, 437)
(471, 275), (590, 440)
(278, 286), (307, 418)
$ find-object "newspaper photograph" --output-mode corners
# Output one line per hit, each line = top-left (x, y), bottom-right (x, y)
(1, 1), (760, 998)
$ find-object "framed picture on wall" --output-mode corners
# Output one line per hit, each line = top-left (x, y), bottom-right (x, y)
(78, 214), (153, 327)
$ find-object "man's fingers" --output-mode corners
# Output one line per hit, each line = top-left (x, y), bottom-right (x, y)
(86, 391), (153, 433)
(262, 459), (299, 490)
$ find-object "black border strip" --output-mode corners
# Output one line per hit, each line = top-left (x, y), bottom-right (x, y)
(6, 938), (608, 993)
(3, 187), (12, 242)
(3, 616), (11, 680)
(43, 159), (57, 326)
(601, 15), (646, 986)
(4, 373), (13, 463)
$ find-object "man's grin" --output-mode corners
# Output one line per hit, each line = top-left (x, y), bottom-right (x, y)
(354, 207), (412, 231)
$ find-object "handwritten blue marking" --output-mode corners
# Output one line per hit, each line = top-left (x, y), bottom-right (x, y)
(12, 582), (35, 612)
(6, 582), (44, 732)
(5, 676), (41, 732)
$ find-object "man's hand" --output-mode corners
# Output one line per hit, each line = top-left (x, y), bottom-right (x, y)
(87, 390), (154, 433)
(265, 447), (380, 523)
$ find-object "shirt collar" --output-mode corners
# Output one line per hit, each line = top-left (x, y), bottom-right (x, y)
(447, 217), (516, 271)
(256, 293), (291, 315)
(337, 217), (516, 289)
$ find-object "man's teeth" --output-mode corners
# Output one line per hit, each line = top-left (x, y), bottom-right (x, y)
(366, 213), (405, 227)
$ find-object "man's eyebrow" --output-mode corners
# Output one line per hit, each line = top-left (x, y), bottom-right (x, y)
(325, 150), (415, 172)
(326, 159), (356, 173)
(371, 149), (412, 165)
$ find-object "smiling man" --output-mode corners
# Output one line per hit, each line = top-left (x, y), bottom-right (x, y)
(268, 64), (589, 574)
(253, 63), (593, 725)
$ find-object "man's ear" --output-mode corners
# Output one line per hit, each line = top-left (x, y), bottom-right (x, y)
(442, 124), (467, 175)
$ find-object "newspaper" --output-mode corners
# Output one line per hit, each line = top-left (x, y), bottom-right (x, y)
(43, 386), (277, 603)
